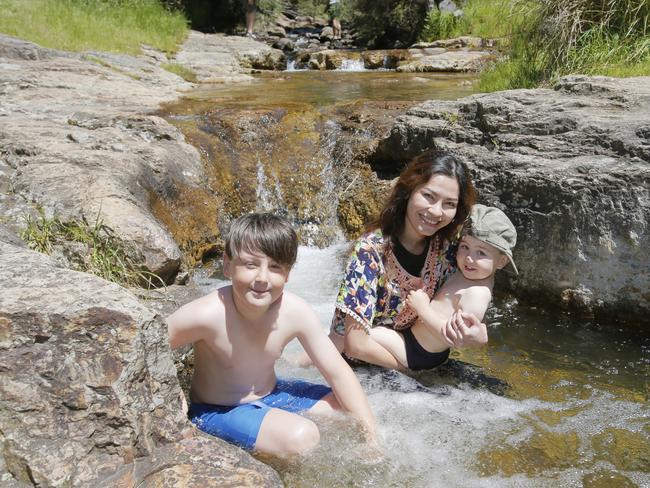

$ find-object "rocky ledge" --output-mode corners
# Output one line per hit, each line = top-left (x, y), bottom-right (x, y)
(370, 75), (650, 320)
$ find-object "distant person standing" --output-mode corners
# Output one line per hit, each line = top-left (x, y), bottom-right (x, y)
(244, 0), (256, 38)
(328, 0), (342, 40)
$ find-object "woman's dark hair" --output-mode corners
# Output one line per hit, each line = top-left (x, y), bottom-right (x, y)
(368, 150), (476, 243)
(225, 213), (298, 268)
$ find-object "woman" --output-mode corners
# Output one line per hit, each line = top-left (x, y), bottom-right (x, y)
(330, 149), (485, 370)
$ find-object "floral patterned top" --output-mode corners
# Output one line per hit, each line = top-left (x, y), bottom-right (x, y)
(331, 229), (457, 336)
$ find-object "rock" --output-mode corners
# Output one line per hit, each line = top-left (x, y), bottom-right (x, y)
(370, 75), (650, 320)
(321, 26), (335, 42)
(397, 48), (494, 72)
(0, 33), (63, 61)
(273, 37), (295, 52)
(362, 49), (409, 70)
(275, 13), (294, 30)
(265, 25), (287, 38)
(412, 36), (484, 49)
(0, 242), (281, 486)
(173, 31), (258, 83)
(239, 47), (286, 70)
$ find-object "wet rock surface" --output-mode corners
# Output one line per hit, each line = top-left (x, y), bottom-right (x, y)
(0, 242), (281, 487)
(370, 75), (650, 320)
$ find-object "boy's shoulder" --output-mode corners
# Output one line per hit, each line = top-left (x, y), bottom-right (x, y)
(183, 286), (230, 321)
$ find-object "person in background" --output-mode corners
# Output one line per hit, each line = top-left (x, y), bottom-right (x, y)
(245, 0), (256, 38)
(328, 0), (342, 40)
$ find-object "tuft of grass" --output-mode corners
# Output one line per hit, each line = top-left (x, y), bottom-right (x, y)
(419, 0), (520, 42)
(0, 0), (188, 54)
(162, 62), (198, 83)
(21, 208), (165, 288)
(477, 0), (650, 91)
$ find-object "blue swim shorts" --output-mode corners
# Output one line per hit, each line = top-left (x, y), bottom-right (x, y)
(188, 378), (332, 450)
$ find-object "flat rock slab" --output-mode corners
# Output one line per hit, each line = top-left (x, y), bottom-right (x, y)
(174, 31), (285, 81)
(372, 75), (650, 319)
(397, 48), (494, 72)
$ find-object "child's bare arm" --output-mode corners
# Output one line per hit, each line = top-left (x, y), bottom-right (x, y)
(166, 294), (215, 349)
(296, 306), (376, 439)
(443, 286), (492, 347)
(406, 289), (453, 340)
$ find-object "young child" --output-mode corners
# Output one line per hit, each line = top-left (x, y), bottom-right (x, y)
(369, 204), (518, 371)
(167, 213), (376, 458)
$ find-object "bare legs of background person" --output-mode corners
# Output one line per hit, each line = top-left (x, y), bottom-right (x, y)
(245, 0), (256, 38)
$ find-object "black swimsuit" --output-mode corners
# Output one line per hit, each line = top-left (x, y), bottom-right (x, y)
(393, 238), (450, 371)
(402, 327), (450, 371)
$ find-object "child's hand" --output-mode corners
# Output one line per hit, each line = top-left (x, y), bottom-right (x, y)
(406, 289), (430, 314)
(443, 310), (488, 348)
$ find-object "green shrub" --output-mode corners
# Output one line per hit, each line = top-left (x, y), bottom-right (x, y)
(348, 0), (429, 48)
(478, 0), (650, 91)
(419, 9), (461, 41)
(21, 209), (165, 288)
(0, 0), (188, 54)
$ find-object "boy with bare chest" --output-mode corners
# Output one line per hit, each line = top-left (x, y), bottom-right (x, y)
(167, 213), (376, 458)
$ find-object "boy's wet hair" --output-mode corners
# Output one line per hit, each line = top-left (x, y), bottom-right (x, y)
(225, 213), (298, 268)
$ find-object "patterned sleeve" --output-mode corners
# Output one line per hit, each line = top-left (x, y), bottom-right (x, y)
(334, 236), (383, 332)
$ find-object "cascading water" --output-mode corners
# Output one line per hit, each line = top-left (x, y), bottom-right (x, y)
(337, 58), (366, 72)
(256, 159), (285, 213)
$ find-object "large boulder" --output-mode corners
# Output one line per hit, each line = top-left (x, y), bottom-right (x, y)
(371, 76), (650, 320)
(0, 242), (282, 486)
(0, 34), (230, 281)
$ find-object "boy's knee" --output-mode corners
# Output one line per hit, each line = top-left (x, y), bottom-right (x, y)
(284, 419), (320, 455)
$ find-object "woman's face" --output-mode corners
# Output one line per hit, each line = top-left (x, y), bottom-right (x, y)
(404, 173), (460, 240)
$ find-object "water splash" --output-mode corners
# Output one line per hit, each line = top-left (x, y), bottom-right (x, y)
(337, 58), (366, 72)
(255, 159), (285, 213)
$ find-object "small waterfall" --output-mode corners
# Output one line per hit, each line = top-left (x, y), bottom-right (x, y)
(255, 160), (285, 214)
(337, 58), (366, 72)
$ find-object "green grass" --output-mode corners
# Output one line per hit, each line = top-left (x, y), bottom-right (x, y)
(419, 0), (520, 42)
(162, 62), (198, 82)
(21, 208), (165, 288)
(0, 0), (188, 54)
(475, 0), (650, 91)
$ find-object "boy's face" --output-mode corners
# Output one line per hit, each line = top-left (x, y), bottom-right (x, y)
(224, 249), (291, 309)
(456, 235), (508, 280)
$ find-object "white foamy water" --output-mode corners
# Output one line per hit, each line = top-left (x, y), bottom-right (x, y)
(198, 245), (650, 487)
(337, 58), (366, 72)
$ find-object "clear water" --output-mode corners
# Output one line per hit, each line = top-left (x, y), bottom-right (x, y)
(178, 70), (477, 108)
(196, 245), (649, 488)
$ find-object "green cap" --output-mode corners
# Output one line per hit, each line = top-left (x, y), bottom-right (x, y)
(469, 204), (518, 275)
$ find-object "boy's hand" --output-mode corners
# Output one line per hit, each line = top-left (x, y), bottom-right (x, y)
(406, 289), (430, 314)
(443, 310), (488, 348)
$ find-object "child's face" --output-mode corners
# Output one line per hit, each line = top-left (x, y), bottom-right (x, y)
(456, 235), (508, 280)
(224, 249), (291, 309)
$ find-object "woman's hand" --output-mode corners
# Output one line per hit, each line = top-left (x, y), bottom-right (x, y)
(406, 289), (430, 315)
(443, 310), (488, 348)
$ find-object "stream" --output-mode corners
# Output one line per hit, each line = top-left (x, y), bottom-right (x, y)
(165, 70), (649, 488)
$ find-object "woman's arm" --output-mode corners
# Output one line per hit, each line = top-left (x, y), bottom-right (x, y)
(344, 316), (405, 370)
